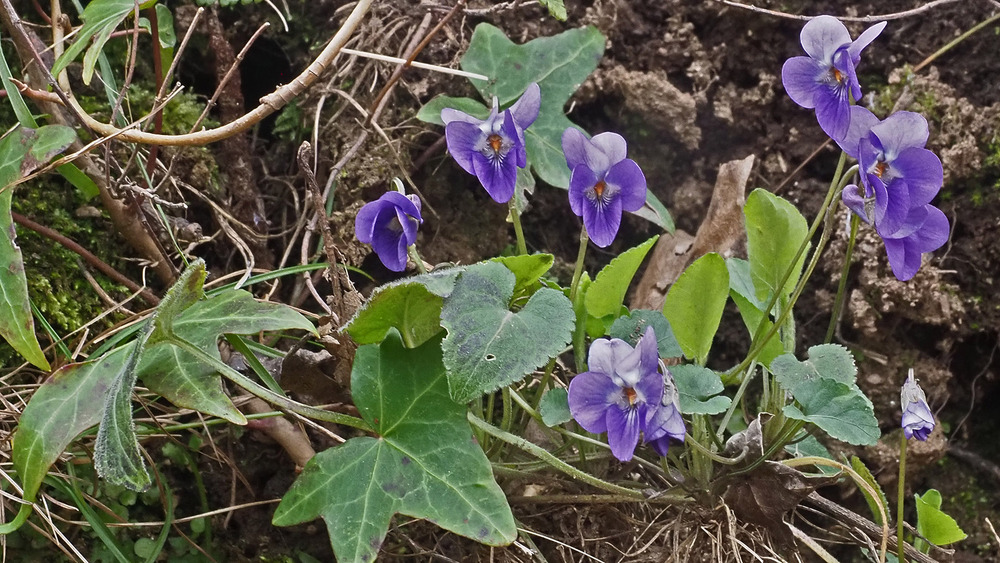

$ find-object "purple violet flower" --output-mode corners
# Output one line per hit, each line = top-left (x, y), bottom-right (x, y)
(901, 369), (934, 441)
(442, 83), (540, 203)
(781, 15), (886, 141)
(644, 369), (686, 456)
(561, 128), (647, 248)
(568, 327), (663, 462)
(354, 191), (423, 272)
(839, 108), (949, 280)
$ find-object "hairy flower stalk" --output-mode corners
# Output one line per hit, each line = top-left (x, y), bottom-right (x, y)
(782, 15), (886, 141)
(442, 83), (540, 203)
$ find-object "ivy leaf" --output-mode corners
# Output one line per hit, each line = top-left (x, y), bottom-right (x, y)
(139, 288), (316, 423)
(12, 344), (132, 502)
(459, 24), (604, 189)
(662, 253), (729, 365)
(52, 0), (139, 84)
(744, 189), (808, 304)
(273, 331), (516, 562)
(416, 96), (489, 126)
(0, 125), (77, 370)
(671, 364), (731, 415)
(342, 282), (446, 348)
(781, 378), (879, 446)
(441, 262), (574, 403)
(585, 235), (658, 320)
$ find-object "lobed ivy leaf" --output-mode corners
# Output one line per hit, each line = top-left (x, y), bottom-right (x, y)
(460, 24), (604, 189)
(273, 331), (515, 562)
(0, 125), (77, 370)
(744, 189), (808, 304)
(781, 378), (879, 446)
(670, 364), (731, 415)
(608, 309), (683, 358)
(662, 252), (729, 365)
(441, 261), (574, 403)
(585, 235), (658, 320)
(52, 0), (141, 84)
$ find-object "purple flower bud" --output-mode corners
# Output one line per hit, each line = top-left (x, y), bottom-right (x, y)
(781, 16), (886, 141)
(568, 327), (662, 462)
(901, 369), (934, 441)
(354, 192), (422, 272)
(442, 83), (540, 203)
(839, 109), (949, 280)
(561, 128), (647, 248)
(644, 368), (686, 457)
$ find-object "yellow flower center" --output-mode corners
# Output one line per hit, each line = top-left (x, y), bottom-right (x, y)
(624, 387), (637, 406)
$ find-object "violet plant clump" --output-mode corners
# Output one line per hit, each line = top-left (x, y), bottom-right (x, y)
(901, 369), (935, 441)
(561, 128), (647, 247)
(354, 191), (423, 272)
(442, 83), (540, 203)
(781, 15), (886, 141)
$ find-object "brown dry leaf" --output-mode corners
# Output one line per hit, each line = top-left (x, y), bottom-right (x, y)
(633, 155), (755, 310)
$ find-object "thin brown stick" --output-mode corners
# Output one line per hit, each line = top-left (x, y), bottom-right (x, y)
(714, 0), (967, 22)
(11, 212), (160, 305)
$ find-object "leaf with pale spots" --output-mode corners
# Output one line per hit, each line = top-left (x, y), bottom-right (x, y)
(273, 331), (515, 562)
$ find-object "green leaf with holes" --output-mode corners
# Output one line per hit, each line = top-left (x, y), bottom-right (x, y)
(441, 261), (574, 403)
(273, 331), (515, 562)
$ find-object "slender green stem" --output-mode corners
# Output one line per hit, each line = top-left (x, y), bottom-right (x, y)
(826, 213), (860, 343)
(407, 245), (427, 274)
(568, 227), (589, 303)
(898, 434), (908, 563)
(914, 12), (1000, 73)
(468, 413), (645, 498)
(717, 360), (757, 442)
(508, 198), (528, 255)
(167, 334), (373, 432)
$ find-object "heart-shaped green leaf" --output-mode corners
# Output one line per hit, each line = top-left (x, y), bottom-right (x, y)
(441, 261), (574, 403)
(771, 344), (858, 387)
(539, 388), (571, 426)
(273, 331), (515, 562)
(915, 489), (967, 547)
(781, 378), (879, 446)
(671, 364), (731, 415)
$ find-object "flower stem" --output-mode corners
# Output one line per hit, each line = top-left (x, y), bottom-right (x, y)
(407, 245), (427, 274)
(508, 198), (528, 255)
(826, 213), (860, 343)
(468, 413), (645, 499)
(569, 226), (589, 303)
(898, 433), (908, 563)
(167, 334), (373, 432)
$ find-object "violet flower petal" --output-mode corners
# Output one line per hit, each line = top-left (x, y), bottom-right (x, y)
(901, 370), (935, 441)
(509, 82), (541, 129)
(841, 184), (871, 222)
(847, 21), (887, 61)
(781, 56), (826, 109)
(591, 132), (629, 164)
(583, 194), (624, 248)
(891, 147), (943, 206)
(568, 164), (599, 216)
(814, 80), (851, 141)
(472, 149), (518, 203)
(605, 159), (647, 212)
(836, 106), (880, 158)
(444, 120), (485, 175)
(567, 371), (619, 434)
(871, 111), (930, 158)
(800, 15), (851, 62)
(605, 405), (641, 462)
(561, 127), (591, 172)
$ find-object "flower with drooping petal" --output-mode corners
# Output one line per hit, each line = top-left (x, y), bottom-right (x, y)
(442, 83), (540, 203)
(901, 368), (934, 441)
(838, 108), (949, 280)
(354, 191), (423, 272)
(562, 128), (647, 248)
(568, 327), (662, 462)
(645, 368), (686, 456)
(782, 15), (886, 141)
